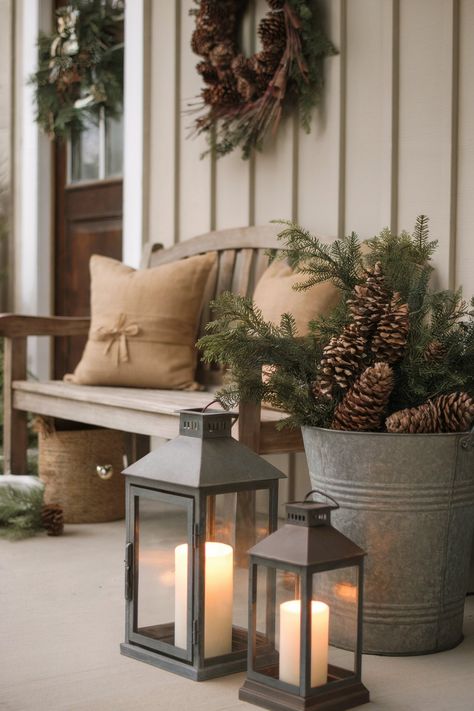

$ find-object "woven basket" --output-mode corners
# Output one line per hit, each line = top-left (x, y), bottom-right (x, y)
(38, 424), (126, 523)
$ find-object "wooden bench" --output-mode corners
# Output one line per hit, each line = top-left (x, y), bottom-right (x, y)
(0, 225), (304, 476)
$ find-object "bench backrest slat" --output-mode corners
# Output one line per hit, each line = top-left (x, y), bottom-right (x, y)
(143, 225), (284, 386)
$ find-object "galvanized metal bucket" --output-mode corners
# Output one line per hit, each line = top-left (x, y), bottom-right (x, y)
(302, 426), (474, 655)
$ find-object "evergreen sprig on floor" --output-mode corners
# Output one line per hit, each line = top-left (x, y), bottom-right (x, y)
(198, 216), (474, 431)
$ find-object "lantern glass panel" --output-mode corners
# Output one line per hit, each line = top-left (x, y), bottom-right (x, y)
(204, 489), (271, 658)
(253, 564), (304, 685)
(134, 490), (193, 655)
(313, 566), (359, 680)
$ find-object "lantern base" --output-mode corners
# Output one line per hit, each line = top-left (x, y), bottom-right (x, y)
(120, 642), (247, 681)
(239, 678), (369, 711)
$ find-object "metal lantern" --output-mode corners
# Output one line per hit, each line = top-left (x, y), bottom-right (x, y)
(239, 491), (369, 711)
(120, 408), (285, 681)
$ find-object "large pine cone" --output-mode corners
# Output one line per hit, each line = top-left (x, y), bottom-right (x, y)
(347, 262), (389, 336)
(387, 392), (474, 434)
(42, 504), (64, 537)
(371, 294), (409, 364)
(332, 362), (395, 431)
(314, 323), (367, 397)
(232, 54), (255, 81)
(258, 12), (286, 51)
(386, 401), (440, 433)
(433, 392), (474, 432)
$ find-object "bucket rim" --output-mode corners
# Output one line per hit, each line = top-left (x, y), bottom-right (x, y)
(301, 425), (472, 439)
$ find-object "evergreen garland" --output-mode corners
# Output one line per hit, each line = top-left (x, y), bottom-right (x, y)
(0, 479), (45, 540)
(30, 0), (124, 139)
(190, 0), (336, 159)
(198, 216), (474, 431)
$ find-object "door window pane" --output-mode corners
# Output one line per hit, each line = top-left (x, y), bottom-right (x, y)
(105, 112), (123, 177)
(70, 118), (100, 182)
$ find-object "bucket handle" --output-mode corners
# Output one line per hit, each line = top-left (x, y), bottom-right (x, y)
(304, 489), (340, 509)
(460, 423), (474, 451)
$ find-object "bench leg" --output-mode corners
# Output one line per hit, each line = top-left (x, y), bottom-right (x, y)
(3, 337), (28, 475)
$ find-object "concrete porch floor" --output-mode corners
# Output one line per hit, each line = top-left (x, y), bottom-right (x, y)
(1, 521), (473, 711)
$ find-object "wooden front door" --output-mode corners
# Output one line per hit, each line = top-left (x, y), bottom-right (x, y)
(54, 112), (123, 378)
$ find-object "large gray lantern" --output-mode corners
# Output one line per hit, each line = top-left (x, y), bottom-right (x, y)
(120, 408), (285, 681)
(239, 491), (369, 711)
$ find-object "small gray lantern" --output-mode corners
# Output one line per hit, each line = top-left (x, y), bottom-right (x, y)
(239, 491), (369, 711)
(120, 408), (285, 681)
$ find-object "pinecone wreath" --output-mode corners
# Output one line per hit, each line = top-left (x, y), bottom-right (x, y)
(332, 362), (395, 431)
(386, 392), (474, 434)
(41, 504), (64, 536)
(190, 0), (336, 158)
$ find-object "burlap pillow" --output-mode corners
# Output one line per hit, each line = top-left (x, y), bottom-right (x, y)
(253, 260), (340, 335)
(65, 252), (216, 389)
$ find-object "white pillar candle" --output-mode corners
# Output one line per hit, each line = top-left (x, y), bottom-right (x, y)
(174, 541), (233, 657)
(279, 600), (329, 687)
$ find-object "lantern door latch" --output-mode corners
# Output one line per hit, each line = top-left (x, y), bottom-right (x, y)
(124, 542), (134, 601)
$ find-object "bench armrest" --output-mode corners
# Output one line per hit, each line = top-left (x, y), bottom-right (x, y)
(0, 314), (90, 338)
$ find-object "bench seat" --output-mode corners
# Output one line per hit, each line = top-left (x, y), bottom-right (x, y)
(12, 380), (301, 455)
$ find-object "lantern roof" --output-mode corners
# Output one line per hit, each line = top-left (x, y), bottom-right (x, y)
(122, 409), (285, 489)
(248, 522), (365, 568)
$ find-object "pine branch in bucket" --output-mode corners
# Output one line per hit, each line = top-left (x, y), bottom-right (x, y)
(198, 216), (474, 433)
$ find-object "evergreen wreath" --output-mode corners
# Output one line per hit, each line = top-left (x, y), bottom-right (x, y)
(30, 0), (124, 139)
(190, 0), (336, 159)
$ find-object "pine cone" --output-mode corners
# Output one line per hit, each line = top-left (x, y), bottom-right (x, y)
(196, 60), (218, 84)
(347, 262), (389, 336)
(250, 50), (280, 77)
(387, 392), (474, 434)
(258, 12), (286, 51)
(386, 401), (440, 433)
(209, 41), (236, 70)
(200, 0), (236, 21)
(191, 28), (215, 57)
(423, 339), (444, 362)
(314, 323), (367, 397)
(202, 79), (239, 107)
(432, 392), (474, 432)
(232, 54), (256, 81)
(42, 504), (64, 536)
(267, 0), (285, 9)
(332, 363), (395, 431)
(371, 294), (409, 364)
(236, 76), (257, 102)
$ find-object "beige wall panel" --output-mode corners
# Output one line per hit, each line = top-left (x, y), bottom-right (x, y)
(344, 0), (393, 237)
(254, 117), (294, 224)
(179, 0), (212, 241)
(214, 8), (254, 230)
(456, 0), (474, 296)
(148, 0), (177, 247)
(297, 0), (341, 237)
(398, 0), (453, 288)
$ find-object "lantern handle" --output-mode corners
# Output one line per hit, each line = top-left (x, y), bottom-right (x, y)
(202, 399), (239, 426)
(304, 489), (340, 510)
